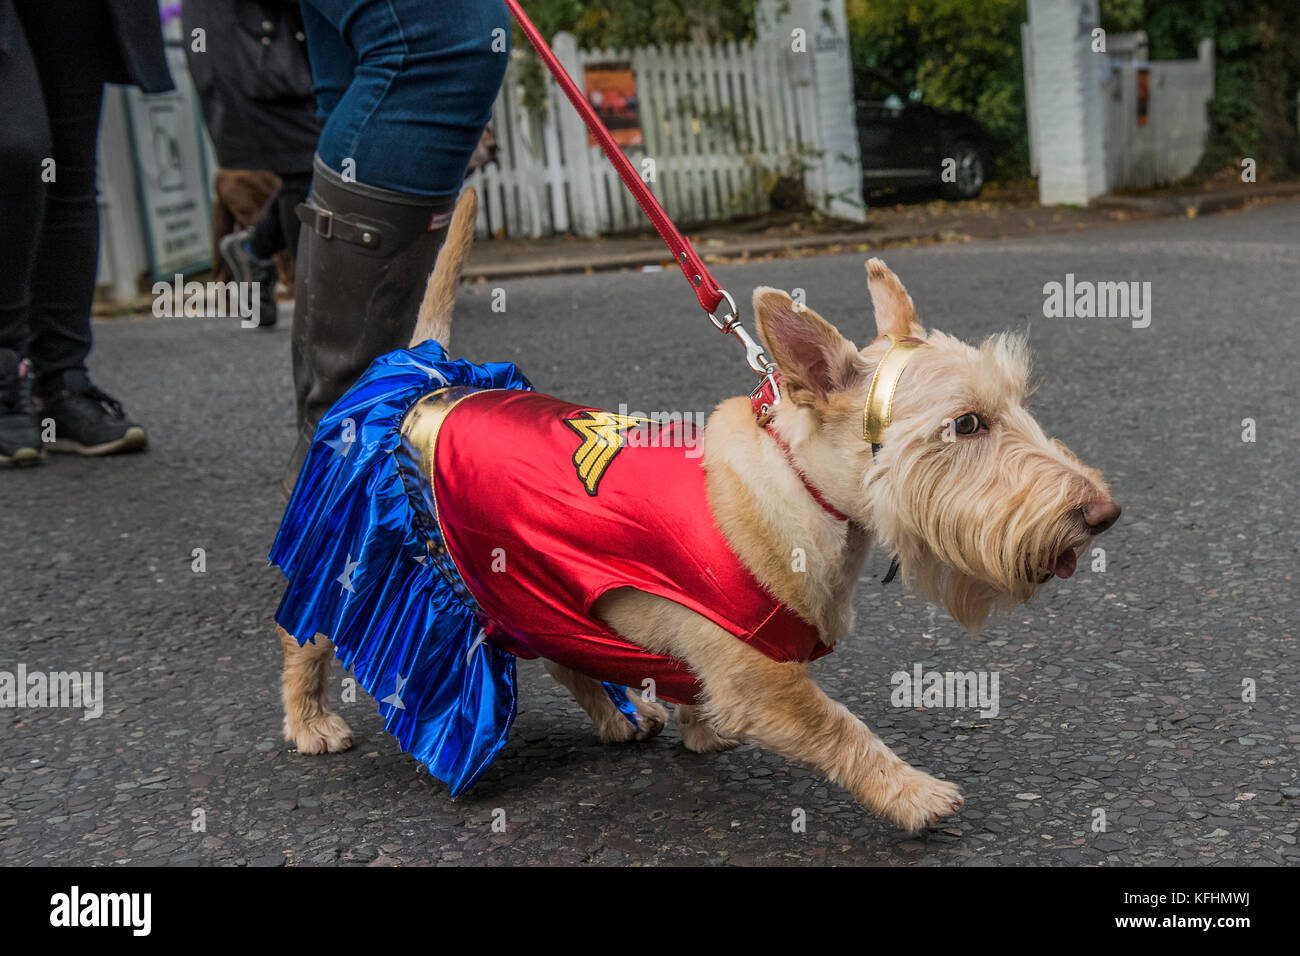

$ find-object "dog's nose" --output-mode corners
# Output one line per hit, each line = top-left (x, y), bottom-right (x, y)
(1081, 498), (1121, 534)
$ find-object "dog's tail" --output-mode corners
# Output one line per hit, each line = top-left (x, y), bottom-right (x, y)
(409, 187), (478, 349)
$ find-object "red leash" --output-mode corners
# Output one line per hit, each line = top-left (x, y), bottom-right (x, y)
(504, 0), (725, 316)
(506, 2), (851, 525)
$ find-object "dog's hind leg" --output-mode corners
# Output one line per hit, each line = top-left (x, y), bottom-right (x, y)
(543, 659), (667, 744)
(279, 626), (354, 754)
(676, 704), (741, 753)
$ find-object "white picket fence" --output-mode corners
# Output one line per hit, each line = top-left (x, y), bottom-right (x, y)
(467, 33), (823, 238)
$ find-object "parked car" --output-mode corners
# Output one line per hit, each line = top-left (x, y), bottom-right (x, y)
(854, 67), (992, 200)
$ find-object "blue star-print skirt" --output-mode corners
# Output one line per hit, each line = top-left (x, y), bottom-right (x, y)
(270, 341), (533, 797)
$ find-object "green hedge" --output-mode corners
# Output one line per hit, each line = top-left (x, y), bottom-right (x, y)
(847, 0), (1300, 181)
(847, 0), (1031, 177)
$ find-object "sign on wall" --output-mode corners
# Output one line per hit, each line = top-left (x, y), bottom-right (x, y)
(123, 41), (213, 280)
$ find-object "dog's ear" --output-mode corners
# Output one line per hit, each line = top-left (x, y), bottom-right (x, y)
(866, 258), (926, 339)
(753, 287), (862, 405)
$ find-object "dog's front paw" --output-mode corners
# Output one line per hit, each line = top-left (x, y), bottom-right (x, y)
(285, 711), (354, 755)
(879, 766), (963, 832)
(598, 696), (668, 744)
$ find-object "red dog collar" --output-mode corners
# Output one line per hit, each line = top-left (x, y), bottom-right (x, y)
(750, 370), (851, 523)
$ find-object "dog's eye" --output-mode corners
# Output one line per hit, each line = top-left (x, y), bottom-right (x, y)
(953, 413), (983, 436)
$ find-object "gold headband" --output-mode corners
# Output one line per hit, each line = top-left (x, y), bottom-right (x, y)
(863, 334), (925, 446)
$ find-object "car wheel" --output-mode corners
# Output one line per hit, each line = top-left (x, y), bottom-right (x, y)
(941, 142), (985, 200)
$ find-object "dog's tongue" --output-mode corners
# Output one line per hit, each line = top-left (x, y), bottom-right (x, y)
(1053, 550), (1077, 579)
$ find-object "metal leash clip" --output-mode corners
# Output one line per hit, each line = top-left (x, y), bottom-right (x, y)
(707, 288), (782, 425)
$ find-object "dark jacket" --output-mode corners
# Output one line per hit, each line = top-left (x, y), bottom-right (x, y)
(182, 0), (319, 172)
(0, 0), (174, 92)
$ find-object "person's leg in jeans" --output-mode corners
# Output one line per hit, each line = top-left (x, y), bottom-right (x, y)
(10, 0), (147, 456)
(308, 0), (509, 195)
(0, 8), (52, 463)
(284, 0), (508, 494)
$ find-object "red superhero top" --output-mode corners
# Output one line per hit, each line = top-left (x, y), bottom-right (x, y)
(422, 388), (831, 704)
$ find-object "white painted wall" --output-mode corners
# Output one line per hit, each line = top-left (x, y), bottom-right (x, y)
(1026, 0), (1108, 205)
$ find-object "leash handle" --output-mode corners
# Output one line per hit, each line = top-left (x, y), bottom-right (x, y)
(505, 0), (726, 316)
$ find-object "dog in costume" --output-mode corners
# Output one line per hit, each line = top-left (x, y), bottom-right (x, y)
(273, 189), (1119, 831)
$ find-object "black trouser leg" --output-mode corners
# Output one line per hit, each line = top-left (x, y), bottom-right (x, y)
(248, 171), (313, 261)
(0, 10), (52, 357)
(11, 0), (119, 379)
(277, 172), (312, 261)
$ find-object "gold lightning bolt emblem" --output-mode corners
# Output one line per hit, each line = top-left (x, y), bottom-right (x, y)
(565, 410), (647, 496)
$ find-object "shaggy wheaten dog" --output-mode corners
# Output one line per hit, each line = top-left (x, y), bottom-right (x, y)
(279, 190), (1119, 832)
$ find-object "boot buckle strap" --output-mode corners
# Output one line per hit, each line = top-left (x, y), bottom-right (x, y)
(295, 202), (382, 249)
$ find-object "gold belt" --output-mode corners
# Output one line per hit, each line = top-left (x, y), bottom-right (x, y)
(398, 385), (487, 607)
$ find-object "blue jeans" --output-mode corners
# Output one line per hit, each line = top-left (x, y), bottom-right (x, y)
(299, 0), (509, 197)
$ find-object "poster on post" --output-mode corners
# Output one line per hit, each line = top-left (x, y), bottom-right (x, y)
(583, 62), (643, 147)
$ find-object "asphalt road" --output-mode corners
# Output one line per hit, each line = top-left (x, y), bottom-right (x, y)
(3, 201), (1298, 866)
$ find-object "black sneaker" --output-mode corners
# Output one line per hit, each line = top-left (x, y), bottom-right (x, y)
(218, 229), (278, 328)
(35, 369), (147, 456)
(0, 348), (42, 466)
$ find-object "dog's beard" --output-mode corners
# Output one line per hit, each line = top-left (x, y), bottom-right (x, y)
(908, 558), (1010, 632)
(888, 507), (1090, 633)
